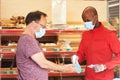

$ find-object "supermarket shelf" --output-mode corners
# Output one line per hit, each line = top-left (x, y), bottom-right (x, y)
(1, 68), (85, 78)
(45, 51), (76, 55)
(60, 30), (85, 33)
(1, 74), (18, 79)
(0, 51), (77, 57)
(0, 29), (85, 36)
(1, 72), (85, 78)
(0, 29), (60, 36)
(0, 51), (16, 57)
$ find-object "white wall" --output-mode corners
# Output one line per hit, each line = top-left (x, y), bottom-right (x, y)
(1, 0), (52, 21)
(67, 0), (107, 22)
(1, 0), (107, 22)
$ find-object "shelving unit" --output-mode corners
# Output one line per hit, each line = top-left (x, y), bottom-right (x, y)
(0, 29), (84, 51)
(0, 28), (85, 80)
(1, 68), (85, 80)
(107, 0), (120, 37)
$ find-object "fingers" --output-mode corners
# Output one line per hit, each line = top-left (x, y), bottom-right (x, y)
(93, 64), (101, 72)
(88, 64), (107, 73)
(61, 64), (78, 73)
(71, 55), (79, 64)
(93, 64), (106, 72)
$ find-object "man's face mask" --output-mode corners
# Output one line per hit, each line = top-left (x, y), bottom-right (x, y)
(34, 22), (46, 38)
(35, 28), (46, 38)
(84, 21), (95, 30)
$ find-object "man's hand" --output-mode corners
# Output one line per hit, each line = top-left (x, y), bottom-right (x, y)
(71, 55), (79, 64)
(88, 64), (107, 72)
(71, 55), (82, 73)
(61, 64), (78, 73)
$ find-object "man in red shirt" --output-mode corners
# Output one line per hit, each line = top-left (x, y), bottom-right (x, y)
(77, 6), (120, 80)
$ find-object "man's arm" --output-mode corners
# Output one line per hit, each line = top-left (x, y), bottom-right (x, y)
(31, 52), (76, 72)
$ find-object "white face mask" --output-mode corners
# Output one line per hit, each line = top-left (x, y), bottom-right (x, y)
(84, 21), (95, 30)
(35, 28), (46, 38)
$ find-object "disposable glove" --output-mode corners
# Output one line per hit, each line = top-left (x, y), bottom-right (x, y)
(71, 55), (82, 73)
(88, 64), (107, 72)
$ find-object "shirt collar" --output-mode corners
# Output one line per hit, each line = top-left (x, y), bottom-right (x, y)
(92, 22), (104, 31)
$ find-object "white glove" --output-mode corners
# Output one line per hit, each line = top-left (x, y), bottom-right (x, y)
(71, 55), (82, 73)
(71, 55), (79, 64)
(88, 64), (107, 72)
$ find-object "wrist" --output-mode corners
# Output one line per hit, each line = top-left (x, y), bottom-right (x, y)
(58, 65), (64, 72)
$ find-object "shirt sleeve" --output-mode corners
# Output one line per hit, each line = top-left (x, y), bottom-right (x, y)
(105, 32), (120, 69)
(77, 33), (85, 63)
(25, 38), (42, 58)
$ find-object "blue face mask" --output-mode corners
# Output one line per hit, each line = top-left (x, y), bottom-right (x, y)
(84, 21), (95, 30)
(35, 28), (46, 38)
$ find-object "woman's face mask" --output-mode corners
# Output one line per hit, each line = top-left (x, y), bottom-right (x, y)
(84, 21), (95, 30)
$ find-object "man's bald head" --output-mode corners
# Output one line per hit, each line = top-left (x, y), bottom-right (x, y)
(82, 6), (100, 28)
(82, 6), (98, 18)
(82, 6), (98, 22)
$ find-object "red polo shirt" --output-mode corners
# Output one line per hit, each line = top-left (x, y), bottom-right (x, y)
(77, 22), (120, 80)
